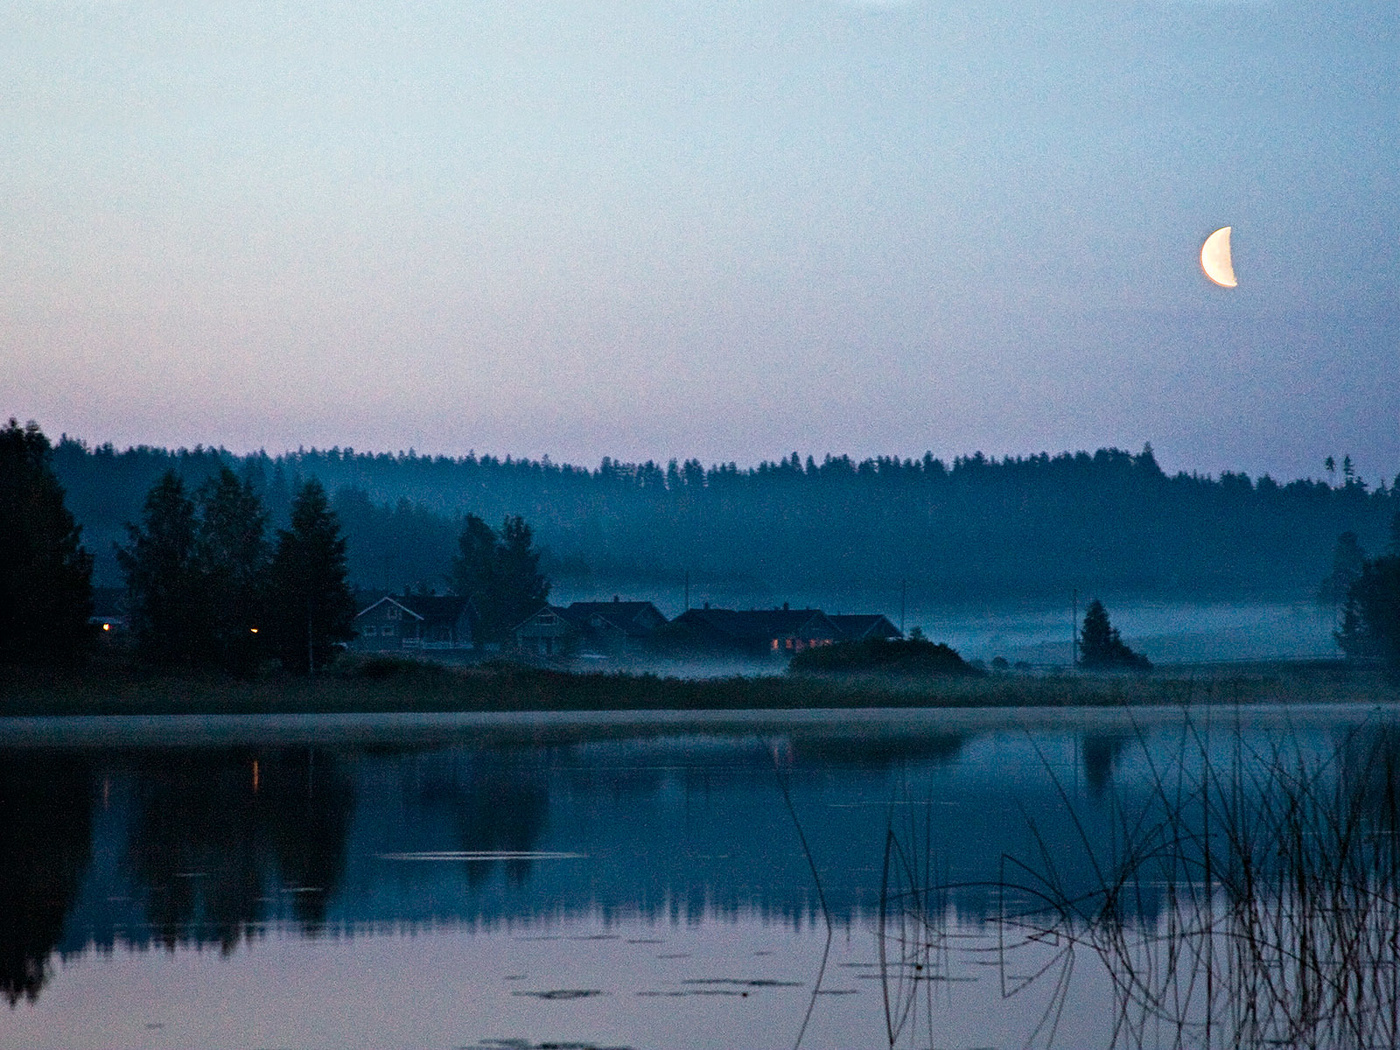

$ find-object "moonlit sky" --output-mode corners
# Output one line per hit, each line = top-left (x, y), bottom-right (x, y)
(3, 0), (1396, 480)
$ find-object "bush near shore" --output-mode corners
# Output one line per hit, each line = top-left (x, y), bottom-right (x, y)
(0, 656), (1396, 718)
(788, 637), (982, 676)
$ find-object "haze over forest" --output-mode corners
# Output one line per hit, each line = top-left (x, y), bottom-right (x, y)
(53, 436), (1397, 611)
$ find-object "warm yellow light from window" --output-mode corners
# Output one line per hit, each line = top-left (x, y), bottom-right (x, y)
(102, 623), (111, 631)
(250, 627), (259, 633)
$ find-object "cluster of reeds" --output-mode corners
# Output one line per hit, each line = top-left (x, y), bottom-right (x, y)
(881, 718), (1400, 1049)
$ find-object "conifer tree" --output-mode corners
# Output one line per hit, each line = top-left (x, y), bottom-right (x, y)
(1078, 598), (1152, 671)
(195, 466), (269, 672)
(1336, 545), (1400, 668)
(450, 514), (550, 643)
(118, 471), (202, 665)
(0, 420), (93, 664)
(265, 480), (355, 673)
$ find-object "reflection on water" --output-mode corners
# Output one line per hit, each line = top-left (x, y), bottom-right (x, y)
(1, 707), (1398, 1048)
(129, 748), (355, 948)
(0, 751), (93, 1005)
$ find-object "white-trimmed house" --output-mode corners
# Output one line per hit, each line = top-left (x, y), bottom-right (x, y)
(354, 594), (474, 652)
(513, 598), (669, 658)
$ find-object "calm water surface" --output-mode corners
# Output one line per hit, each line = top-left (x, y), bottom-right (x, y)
(1, 705), (1393, 1049)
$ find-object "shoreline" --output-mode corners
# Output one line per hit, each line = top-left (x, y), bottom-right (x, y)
(2, 698), (1399, 748)
(1, 658), (1395, 723)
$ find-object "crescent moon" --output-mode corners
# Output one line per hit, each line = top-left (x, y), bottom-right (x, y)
(1201, 226), (1237, 288)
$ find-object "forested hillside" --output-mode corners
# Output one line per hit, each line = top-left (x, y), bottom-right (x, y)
(52, 440), (1398, 605)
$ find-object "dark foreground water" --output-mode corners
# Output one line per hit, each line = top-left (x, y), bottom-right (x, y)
(1, 705), (1395, 1049)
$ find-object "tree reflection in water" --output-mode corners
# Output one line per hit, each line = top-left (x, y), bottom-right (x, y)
(0, 751), (93, 1005)
(128, 748), (354, 950)
(403, 750), (549, 888)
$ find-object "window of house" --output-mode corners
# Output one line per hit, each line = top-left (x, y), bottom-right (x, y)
(382, 625), (395, 636)
(362, 625), (377, 637)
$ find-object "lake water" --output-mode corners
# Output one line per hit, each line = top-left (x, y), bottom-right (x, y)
(2, 705), (1396, 1050)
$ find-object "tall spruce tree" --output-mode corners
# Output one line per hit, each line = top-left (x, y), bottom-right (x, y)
(0, 419), (93, 664)
(195, 466), (270, 673)
(1078, 598), (1152, 671)
(1319, 532), (1367, 605)
(118, 471), (204, 665)
(1336, 548), (1400, 668)
(266, 480), (355, 673)
(450, 514), (550, 643)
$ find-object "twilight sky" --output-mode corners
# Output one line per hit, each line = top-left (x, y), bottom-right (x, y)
(2, 0), (1396, 481)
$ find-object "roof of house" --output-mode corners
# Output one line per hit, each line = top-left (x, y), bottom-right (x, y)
(671, 607), (840, 644)
(564, 600), (667, 637)
(356, 594), (472, 625)
(516, 604), (569, 627)
(828, 614), (902, 641)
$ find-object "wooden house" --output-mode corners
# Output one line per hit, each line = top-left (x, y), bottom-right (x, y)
(514, 597), (668, 658)
(666, 605), (842, 658)
(354, 594), (474, 652)
(829, 614), (902, 642)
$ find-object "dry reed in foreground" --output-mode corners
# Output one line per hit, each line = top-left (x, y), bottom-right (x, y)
(881, 717), (1400, 1049)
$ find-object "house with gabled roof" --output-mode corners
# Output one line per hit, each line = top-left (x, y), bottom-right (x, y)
(665, 604), (842, 658)
(514, 597), (668, 658)
(354, 593), (474, 652)
(829, 614), (902, 643)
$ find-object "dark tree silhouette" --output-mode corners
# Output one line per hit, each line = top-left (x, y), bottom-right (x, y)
(450, 513), (499, 613)
(117, 470), (204, 665)
(47, 440), (1400, 605)
(1336, 549), (1400, 668)
(493, 515), (550, 640)
(0, 751), (94, 1004)
(195, 466), (270, 673)
(1319, 531), (1367, 605)
(0, 420), (93, 664)
(1078, 598), (1152, 670)
(450, 514), (550, 643)
(265, 480), (356, 673)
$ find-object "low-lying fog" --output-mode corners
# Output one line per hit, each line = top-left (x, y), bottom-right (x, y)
(549, 587), (1343, 676)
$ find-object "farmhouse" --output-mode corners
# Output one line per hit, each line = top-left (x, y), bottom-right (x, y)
(353, 594), (474, 652)
(666, 605), (844, 658)
(828, 614), (902, 642)
(514, 597), (668, 657)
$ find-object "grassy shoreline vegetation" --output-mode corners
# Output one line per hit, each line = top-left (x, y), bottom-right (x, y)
(2, 657), (1397, 718)
(881, 713), (1400, 1047)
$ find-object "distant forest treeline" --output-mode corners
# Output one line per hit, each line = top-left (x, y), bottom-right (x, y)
(52, 440), (1399, 605)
